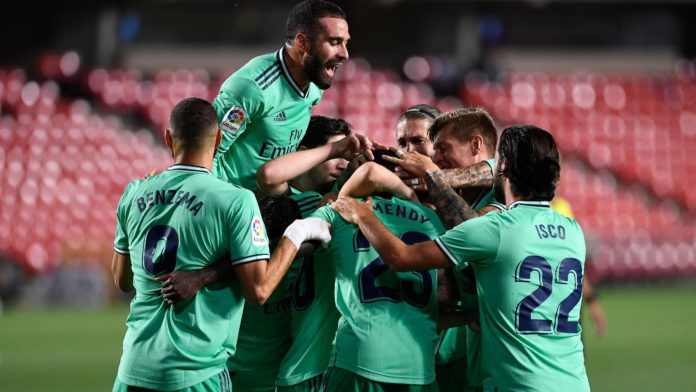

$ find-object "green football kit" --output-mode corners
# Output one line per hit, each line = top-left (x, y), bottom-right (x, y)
(212, 48), (323, 191)
(228, 188), (324, 392)
(112, 164), (270, 391)
(435, 200), (590, 392)
(227, 187), (321, 392)
(436, 158), (505, 391)
(310, 197), (444, 387)
(276, 188), (341, 390)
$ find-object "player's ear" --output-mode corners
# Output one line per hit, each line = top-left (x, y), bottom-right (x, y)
(215, 127), (222, 149)
(296, 32), (311, 54)
(471, 135), (483, 155)
(164, 129), (173, 149)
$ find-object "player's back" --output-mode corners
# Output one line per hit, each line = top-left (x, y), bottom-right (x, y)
(475, 201), (589, 392)
(114, 164), (268, 390)
(310, 196), (444, 385)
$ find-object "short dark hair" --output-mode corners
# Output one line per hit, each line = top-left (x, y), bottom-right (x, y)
(428, 107), (497, 155)
(497, 125), (560, 201)
(169, 97), (218, 150)
(286, 0), (346, 42)
(300, 115), (352, 149)
(258, 195), (301, 240)
(372, 149), (400, 172)
(398, 104), (441, 125)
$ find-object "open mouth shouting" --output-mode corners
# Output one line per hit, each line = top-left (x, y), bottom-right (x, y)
(325, 60), (343, 79)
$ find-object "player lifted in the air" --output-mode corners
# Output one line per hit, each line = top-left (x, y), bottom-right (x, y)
(212, 0), (349, 192)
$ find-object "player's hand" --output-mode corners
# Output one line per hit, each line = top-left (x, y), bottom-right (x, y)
(156, 271), (205, 304)
(320, 192), (338, 207)
(383, 149), (439, 179)
(330, 196), (374, 225)
(395, 170), (429, 192)
(283, 218), (332, 248)
(144, 168), (158, 179)
(588, 301), (607, 339)
(347, 149), (376, 172)
(332, 134), (374, 160)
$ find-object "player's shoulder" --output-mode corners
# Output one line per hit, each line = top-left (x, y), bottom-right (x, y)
(223, 50), (280, 92)
(119, 178), (145, 201)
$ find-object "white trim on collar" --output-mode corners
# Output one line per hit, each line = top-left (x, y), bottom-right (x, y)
(508, 200), (551, 210)
(277, 47), (309, 98)
(166, 164), (212, 174)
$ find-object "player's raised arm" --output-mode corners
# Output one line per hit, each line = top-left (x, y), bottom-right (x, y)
(257, 131), (371, 196)
(331, 196), (450, 271)
(338, 161), (417, 202)
(429, 161), (493, 190)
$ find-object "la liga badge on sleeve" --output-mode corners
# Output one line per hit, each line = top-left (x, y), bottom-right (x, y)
(250, 216), (267, 246)
(221, 106), (247, 134)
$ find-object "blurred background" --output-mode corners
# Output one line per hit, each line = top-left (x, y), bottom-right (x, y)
(0, 0), (695, 391)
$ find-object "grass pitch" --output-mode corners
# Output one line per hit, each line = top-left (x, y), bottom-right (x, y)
(1, 286), (694, 391)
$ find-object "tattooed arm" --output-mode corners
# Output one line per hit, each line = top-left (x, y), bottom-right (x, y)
(437, 161), (493, 190)
(424, 170), (478, 229)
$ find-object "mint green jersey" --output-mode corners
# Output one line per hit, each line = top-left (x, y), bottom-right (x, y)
(227, 188), (323, 390)
(212, 48), (323, 191)
(436, 159), (504, 370)
(112, 164), (270, 391)
(310, 197), (445, 385)
(435, 201), (589, 392)
(277, 188), (339, 386)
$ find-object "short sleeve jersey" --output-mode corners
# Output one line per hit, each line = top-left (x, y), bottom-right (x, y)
(227, 187), (321, 386)
(113, 164), (270, 391)
(227, 188), (324, 384)
(310, 197), (445, 385)
(435, 201), (590, 392)
(212, 48), (323, 191)
(276, 188), (340, 386)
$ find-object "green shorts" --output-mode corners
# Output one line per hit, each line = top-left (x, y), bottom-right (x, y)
(276, 374), (324, 392)
(435, 357), (468, 392)
(229, 368), (276, 392)
(322, 367), (439, 392)
(113, 370), (231, 392)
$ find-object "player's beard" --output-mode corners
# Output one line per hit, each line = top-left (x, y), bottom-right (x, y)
(303, 44), (336, 90)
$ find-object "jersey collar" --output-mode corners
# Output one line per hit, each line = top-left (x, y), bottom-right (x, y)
(277, 47), (309, 99)
(166, 164), (212, 174)
(508, 200), (550, 210)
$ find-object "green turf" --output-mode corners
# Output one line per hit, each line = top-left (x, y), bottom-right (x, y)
(583, 286), (696, 392)
(0, 306), (127, 392)
(0, 287), (695, 391)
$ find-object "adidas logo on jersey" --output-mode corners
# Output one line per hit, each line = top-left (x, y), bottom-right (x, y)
(274, 111), (287, 121)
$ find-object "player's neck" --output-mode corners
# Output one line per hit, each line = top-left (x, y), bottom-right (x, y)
(173, 153), (213, 171)
(503, 179), (521, 206)
(288, 176), (313, 193)
(283, 44), (310, 91)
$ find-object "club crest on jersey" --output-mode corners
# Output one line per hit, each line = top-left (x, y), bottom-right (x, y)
(250, 216), (267, 246)
(221, 106), (246, 135)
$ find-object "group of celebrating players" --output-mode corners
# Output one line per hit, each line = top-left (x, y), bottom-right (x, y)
(110, 1), (591, 391)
